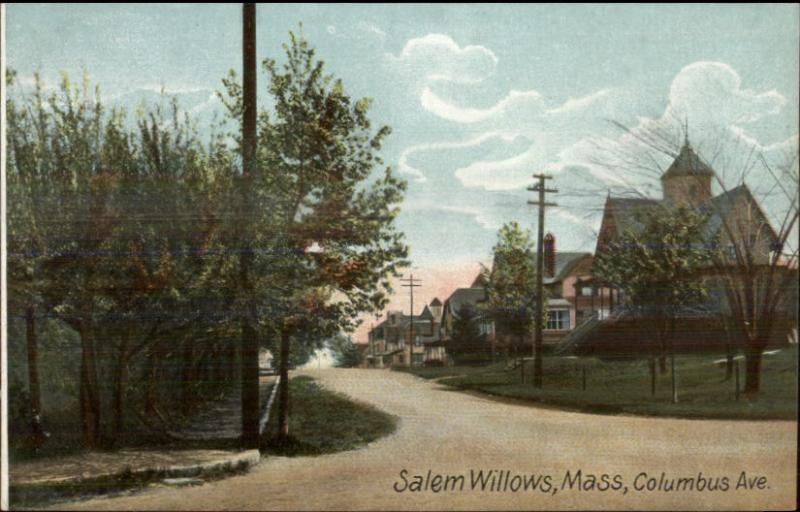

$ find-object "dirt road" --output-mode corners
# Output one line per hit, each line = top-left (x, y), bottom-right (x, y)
(62, 368), (797, 510)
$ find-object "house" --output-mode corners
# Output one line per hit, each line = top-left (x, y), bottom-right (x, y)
(438, 243), (594, 359)
(366, 298), (444, 368)
(557, 140), (798, 355)
(439, 285), (494, 357)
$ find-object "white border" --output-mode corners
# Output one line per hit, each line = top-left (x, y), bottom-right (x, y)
(1, 2), (9, 510)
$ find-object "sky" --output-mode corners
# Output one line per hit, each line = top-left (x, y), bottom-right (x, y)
(6, 4), (799, 344)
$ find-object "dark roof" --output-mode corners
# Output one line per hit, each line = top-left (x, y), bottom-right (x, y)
(445, 287), (486, 319)
(471, 273), (488, 287)
(661, 143), (715, 180)
(606, 197), (660, 237)
(544, 252), (592, 284)
(430, 297), (442, 306)
(418, 305), (434, 320)
(602, 183), (778, 248)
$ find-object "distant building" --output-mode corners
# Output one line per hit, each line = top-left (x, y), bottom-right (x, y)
(439, 242), (594, 360)
(366, 298), (444, 368)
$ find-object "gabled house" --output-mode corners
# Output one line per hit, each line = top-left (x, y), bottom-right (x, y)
(558, 140), (797, 355)
(438, 241), (594, 360)
(366, 298), (444, 368)
(439, 286), (493, 344)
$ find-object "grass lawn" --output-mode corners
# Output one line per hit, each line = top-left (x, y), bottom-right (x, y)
(402, 347), (797, 420)
(393, 364), (491, 380)
(261, 376), (397, 456)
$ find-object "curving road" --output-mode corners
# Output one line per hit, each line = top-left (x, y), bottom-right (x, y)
(63, 368), (796, 510)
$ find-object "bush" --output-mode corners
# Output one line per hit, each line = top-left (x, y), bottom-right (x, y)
(424, 359), (445, 367)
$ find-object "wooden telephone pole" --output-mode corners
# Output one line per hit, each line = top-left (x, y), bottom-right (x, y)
(400, 274), (422, 367)
(240, 2), (260, 448)
(527, 174), (557, 388)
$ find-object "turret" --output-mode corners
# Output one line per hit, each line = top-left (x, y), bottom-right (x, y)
(660, 141), (715, 207)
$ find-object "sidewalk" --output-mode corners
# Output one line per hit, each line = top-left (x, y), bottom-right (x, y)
(10, 377), (277, 503)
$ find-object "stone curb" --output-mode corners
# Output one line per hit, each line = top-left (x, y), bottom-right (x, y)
(12, 449), (261, 488)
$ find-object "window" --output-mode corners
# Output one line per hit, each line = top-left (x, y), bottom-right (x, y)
(547, 310), (570, 330)
(581, 286), (593, 296)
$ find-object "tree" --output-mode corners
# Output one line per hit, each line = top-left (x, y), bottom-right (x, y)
(448, 303), (484, 360)
(594, 204), (711, 401)
(5, 69), (49, 449)
(6, 70), (239, 449)
(5, 72), (122, 448)
(221, 29), (408, 439)
(329, 334), (364, 368)
(480, 222), (539, 381)
(593, 118), (798, 397)
(704, 153), (798, 395)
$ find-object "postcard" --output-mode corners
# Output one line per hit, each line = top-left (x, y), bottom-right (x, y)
(1, 3), (797, 511)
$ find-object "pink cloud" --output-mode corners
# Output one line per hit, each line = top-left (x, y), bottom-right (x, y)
(352, 259), (485, 344)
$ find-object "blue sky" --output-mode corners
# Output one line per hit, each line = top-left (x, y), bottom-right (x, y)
(7, 4), (799, 337)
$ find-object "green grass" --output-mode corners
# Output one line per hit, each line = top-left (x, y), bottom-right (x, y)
(411, 347), (797, 420)
(261, 376), (397, 456)
(394, 364), (491, 380)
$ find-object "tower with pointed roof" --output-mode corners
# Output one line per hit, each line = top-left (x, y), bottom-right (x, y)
(660, 140), (715, 207)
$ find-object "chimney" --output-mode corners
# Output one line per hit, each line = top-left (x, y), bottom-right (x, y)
(544, 232), (556, 278)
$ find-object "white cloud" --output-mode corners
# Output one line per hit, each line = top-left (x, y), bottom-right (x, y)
(421, 87), (545, 123)
(667, 61), (786, 127)
(398, 131), (518, 182)
(387, 33), (498, 84)
(437, 61), (794, 193)
(545, 88), (613, 116)
(454, 145), (542, 191)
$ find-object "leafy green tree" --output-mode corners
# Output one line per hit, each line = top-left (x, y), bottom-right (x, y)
(6, 71), (238, 449)
(480, 222), (539, 380)
(448, 303), (486, 362)
(329, 334), (364, 368)
(594, 204), (711, 402)
(6, 72), (123, 448)
(221, 30), (408, 439)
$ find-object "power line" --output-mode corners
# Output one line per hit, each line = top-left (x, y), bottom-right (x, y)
(527, 173), (558, 388)
(400, 273), (422, 368)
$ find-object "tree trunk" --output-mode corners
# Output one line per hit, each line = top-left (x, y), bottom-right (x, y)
(144, 342), (159, 417)
(239, 300), (261, 448)
(112, 330), (130, 446)
(212, 346), (224, 386)
(25, 306), (46, 449)
(670, 346), (678, 404)
(79, 319), (101, 449)
(658, 336), (667, 375)
(724, 343), (734, 381)
(181, 339), (194, 416)
(743, 345), (764, 395)
(277, 328), (291, 438)
(649, 357), (656, 397)
(669, 317), (678, 404)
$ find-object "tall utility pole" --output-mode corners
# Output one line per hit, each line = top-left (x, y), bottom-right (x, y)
(240, 2), (260, 448)
(400, 274), (422, 367)
(527, 174), (557, 388)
